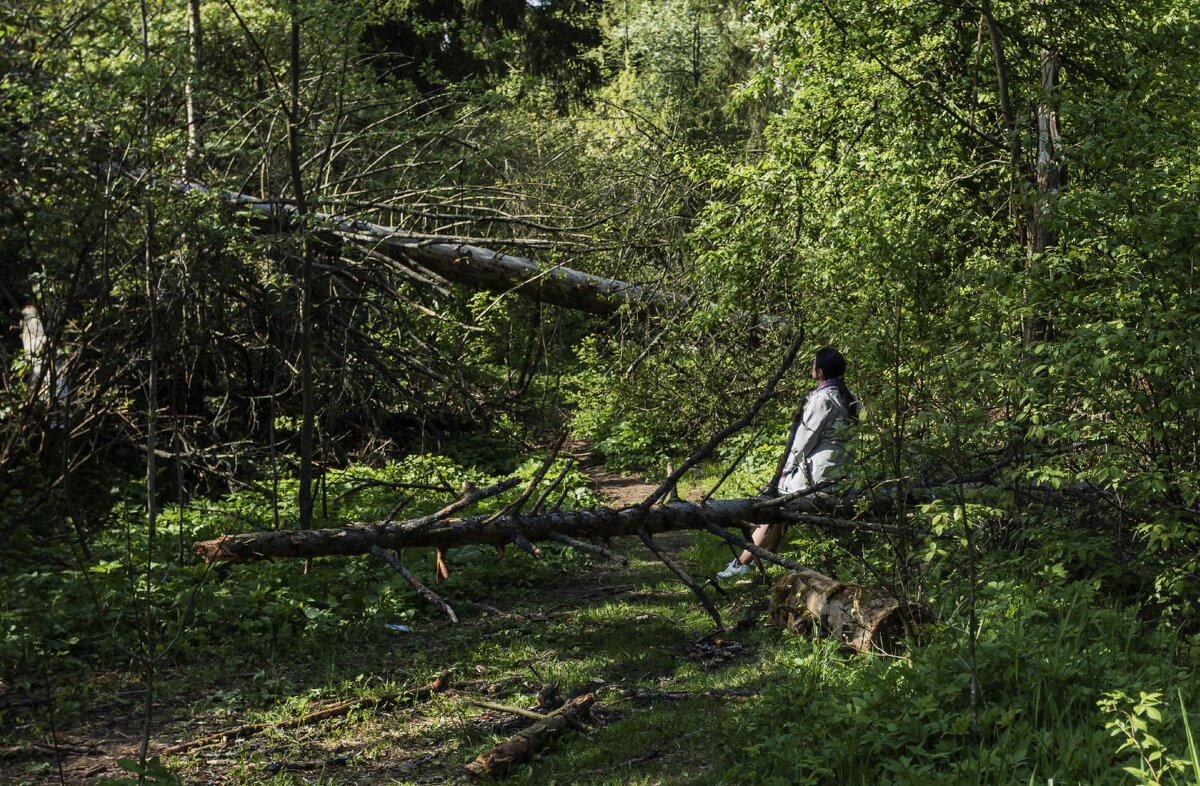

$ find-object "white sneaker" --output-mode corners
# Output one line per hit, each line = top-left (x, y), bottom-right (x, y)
(717, 559), (753, 579)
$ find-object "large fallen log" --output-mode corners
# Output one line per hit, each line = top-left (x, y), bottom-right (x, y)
(192, 495), (848, 563)
(192, 492), (925, 652)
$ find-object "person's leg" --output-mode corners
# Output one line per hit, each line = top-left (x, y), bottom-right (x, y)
(737, 522), (784, 565)
(759, 522), (784, 552)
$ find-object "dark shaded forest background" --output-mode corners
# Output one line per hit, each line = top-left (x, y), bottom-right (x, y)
(2, 0), (1200, 782)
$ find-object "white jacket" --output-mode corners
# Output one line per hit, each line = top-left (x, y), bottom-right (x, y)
(778, 385), (852, 493)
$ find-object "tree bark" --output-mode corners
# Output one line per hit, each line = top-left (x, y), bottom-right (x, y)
(285, 4), (315, 534)
(192, 495), (850, 562)
(183, 0), (202, 178)
(769, 571), (926, 654)
(1024, 48), (1062, 345)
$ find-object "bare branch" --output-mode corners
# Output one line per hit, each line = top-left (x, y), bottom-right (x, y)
(370, 546), (459, 623)
(547, 533), (628, 565)
(638, 331), (806, 512)
(638, 528), (723, 630)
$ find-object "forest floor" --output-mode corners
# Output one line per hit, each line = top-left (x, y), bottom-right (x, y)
(2, 465), (790, 786)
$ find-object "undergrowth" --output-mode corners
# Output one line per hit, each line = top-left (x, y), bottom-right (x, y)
(3, 450), (1200, 785)
(0, 452), (595, 723)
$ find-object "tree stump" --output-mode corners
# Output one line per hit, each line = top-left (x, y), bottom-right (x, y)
(768, 570), (928, 653)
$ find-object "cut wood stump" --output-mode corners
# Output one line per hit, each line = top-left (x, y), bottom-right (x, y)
(768, 571), (929, 653)
(464, 694), (598, 779)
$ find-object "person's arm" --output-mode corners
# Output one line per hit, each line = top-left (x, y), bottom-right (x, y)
(763, 406), (804, 494)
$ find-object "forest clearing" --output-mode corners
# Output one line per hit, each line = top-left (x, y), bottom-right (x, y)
(3, 0), (1200, 783)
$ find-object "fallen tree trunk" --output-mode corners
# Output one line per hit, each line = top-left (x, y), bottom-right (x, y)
(181, 182), (671, 315)
(193, 493), (925, 652)
(192, 495), (848, 562)
(177, 180), (784, 328)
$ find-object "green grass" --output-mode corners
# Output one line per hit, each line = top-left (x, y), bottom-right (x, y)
(7, 532), (1200, 782)
(78, 545), (1195, 784)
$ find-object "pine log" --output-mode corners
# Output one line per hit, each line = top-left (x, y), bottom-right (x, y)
(192, 496), (846, 563)
(192, 496), (929, 652)
(464, 694), (597, 778)
(769, 571), (930, 653)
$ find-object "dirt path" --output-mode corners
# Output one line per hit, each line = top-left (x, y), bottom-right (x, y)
(571, 442), (701, 507)
(586, 468), (660, 506)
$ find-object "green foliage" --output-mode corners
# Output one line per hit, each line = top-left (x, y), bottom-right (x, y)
(362, 0), (605, 102)
(6, 0), (1200, 781)
(676, 0), (1200, 622)
(1101, 690), (1200, 785)
(0, 451), (596, 682)
(726, 578), (1199, 786)
(598, 0), (755, 138)
(565, 335), (682, 471)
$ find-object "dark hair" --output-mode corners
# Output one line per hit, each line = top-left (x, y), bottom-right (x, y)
(814, 347), (860, 423)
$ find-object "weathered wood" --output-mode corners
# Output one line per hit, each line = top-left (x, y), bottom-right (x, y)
(768, 571), (929, 654)
(464, 694), (598, 778)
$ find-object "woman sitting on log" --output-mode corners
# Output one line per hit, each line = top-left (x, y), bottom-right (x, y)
(717, 346), (860, 580)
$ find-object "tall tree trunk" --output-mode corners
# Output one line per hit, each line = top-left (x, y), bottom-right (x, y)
(1023, 48), (1061, 345)
(979, 1), (1027, 271)
(287, 0), (315, 534)
(138, 1), (159, 775)
(183, 0), (202, 179)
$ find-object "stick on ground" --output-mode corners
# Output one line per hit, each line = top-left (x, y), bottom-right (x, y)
(464, 694), (599, 779)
